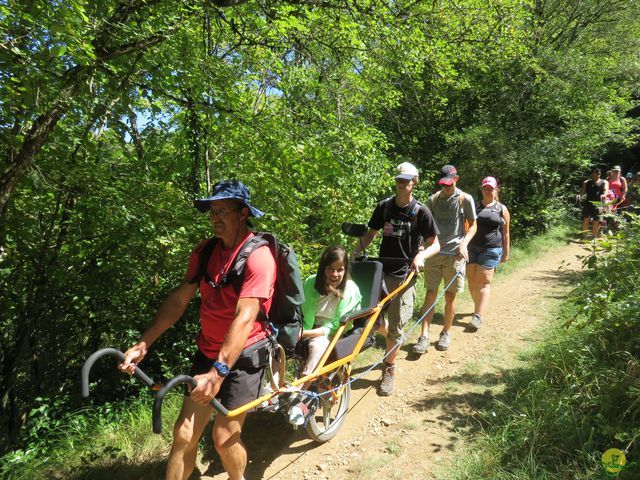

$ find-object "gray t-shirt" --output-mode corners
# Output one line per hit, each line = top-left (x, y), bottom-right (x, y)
(427, 188), (477, 255)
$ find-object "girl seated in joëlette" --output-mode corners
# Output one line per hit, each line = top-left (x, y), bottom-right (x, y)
(300, 245), (362, 377)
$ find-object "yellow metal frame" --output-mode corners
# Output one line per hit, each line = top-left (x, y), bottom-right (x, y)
(223, 270), (416, 417)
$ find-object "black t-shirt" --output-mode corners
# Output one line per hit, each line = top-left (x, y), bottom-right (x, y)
(470, 202), (503, 249)
(368, 196), (439, 276)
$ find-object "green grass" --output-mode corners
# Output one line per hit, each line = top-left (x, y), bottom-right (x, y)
(401, 421), (419, 431)
(492, 223), (575, 275)
(349, 454), (389, 478)
(447, 221), (640, 480)
(385, 439), (401, 456)
(0, 394), (183, 480)
(414, 223), (575, 321)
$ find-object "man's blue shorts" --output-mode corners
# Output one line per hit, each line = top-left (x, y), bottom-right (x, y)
(468, 245), (503, 269)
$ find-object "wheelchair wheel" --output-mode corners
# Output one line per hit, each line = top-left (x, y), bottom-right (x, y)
(306, 365), (351, 443)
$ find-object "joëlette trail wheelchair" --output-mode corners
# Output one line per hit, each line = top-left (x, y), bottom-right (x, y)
(81, 223), (415, 443)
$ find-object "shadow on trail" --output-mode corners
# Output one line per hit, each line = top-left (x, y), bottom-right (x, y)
(415, 311), (478, 330)
(70, 411), (321, 480)
(524, 267), (581, 284)
(198, 411), (324, 479)
(410, 369), (513, 439)
(69, 458), (167, 480)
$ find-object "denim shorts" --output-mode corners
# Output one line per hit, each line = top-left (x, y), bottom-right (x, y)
(468, 245), (503, 269)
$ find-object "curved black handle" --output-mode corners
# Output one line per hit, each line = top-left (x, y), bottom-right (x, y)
(152, 375), (229, 434)
(81, 348), (155, 397)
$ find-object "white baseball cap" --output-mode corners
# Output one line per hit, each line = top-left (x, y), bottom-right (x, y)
(395, 162), (419, 180)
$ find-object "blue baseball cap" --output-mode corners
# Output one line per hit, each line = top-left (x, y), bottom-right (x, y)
(194, 180), (264, 218)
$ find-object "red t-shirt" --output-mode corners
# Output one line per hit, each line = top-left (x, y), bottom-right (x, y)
(185, 232), (276, 359)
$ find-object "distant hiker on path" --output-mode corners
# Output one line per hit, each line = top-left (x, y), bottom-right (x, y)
(580, 168), (608, 239)
(607, 165), (627, 212)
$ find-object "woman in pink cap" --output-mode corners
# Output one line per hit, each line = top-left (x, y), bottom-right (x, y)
(465, 176), (510, 330)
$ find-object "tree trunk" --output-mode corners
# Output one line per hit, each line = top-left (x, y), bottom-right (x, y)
(128, 110), (146, 168)
(0, 89), (76, 218)
(185, 93), (202, 196)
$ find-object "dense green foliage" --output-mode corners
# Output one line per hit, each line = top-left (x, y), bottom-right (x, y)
(452, 219), (640, 479)
(1, 0), (640, 469)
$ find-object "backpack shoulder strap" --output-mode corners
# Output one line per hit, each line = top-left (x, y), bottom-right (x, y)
(432, 190), (441, 208)
(226, 233), (269, 294)
(382, 196), (394, 223)
(459, 191), (466, 210)
(408, 198), (421, 229)
(408, 198), (419, 216)
(197, 237), (218, 284)
(199, 234), (269, 292)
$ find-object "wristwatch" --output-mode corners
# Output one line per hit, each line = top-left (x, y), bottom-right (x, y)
(212, 361), (230, 377)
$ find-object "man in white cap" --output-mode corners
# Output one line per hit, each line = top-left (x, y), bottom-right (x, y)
(355, 162), (440, 395)
(413, 165), (477, 354)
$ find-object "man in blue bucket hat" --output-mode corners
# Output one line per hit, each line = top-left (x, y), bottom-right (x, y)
(194, 179), (265, 217)
(120, 179), (275, 480)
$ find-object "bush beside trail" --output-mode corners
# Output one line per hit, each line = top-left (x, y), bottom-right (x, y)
(451, 217), (640, 479)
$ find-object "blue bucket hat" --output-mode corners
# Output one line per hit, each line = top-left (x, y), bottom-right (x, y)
(194, 180), (264, 218)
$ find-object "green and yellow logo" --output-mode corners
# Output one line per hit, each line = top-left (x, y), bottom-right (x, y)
(602, 448), (627, 476)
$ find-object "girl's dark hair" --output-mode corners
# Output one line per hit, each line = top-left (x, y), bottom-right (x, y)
(314, 245), (350, 296)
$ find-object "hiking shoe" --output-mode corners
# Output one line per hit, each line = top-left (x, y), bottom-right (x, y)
(287, 398), (309, 426)
(435, 331), (451, 351)
(258, 384), (279, 412)
(379, 364), (396, 396)
(469, 313), (482, 331)
(412, 335), (429, 354)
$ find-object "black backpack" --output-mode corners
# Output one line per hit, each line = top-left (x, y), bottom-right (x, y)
(381, 196), (422, 229)
(196, 232), (304, 352)
(381, 196), (425, 250)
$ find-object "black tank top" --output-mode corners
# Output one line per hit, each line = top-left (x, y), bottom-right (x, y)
(470, 202), (503, 249)
(585, 179), (606, 202)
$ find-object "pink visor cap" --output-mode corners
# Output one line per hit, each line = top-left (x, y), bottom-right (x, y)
(481, 176), (498, 189)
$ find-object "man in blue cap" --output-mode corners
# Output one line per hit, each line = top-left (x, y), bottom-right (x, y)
(120, 180), (276, 480)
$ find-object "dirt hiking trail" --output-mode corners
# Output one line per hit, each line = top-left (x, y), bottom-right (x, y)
(195, 240), (586, 480)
